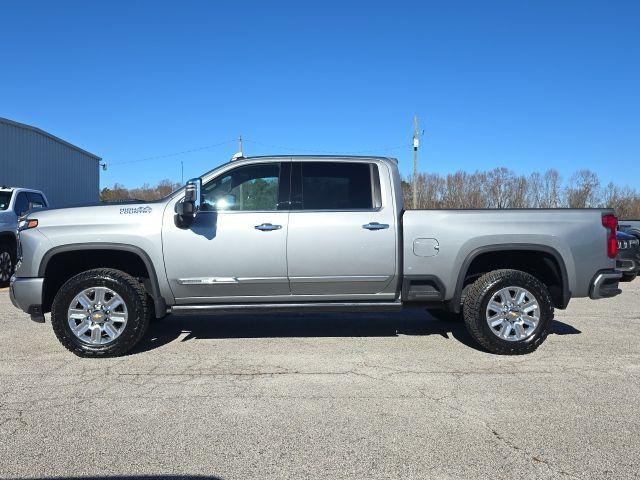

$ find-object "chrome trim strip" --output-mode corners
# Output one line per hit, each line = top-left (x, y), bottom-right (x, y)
(177, 277), (289, 285)
(289, 276), (390, 283)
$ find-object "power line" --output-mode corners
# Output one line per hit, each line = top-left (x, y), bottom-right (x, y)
(243, 138), (412, 155)
(108, 139), (236, 166)
(106, 136), (412, 168)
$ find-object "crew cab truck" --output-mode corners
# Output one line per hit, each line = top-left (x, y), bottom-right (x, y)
(10, 156), (622, 357)
(0, 187), (48, 286)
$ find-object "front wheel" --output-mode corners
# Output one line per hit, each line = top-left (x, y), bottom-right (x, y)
(51, 268), (150, 357)
(463, 269), (554, 355)
(0, 244), (15, 287)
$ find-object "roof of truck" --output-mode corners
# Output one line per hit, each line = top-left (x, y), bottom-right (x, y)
(242, 155), (398, 163)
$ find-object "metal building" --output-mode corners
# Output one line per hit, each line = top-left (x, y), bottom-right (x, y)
(0, 117), (100, 207)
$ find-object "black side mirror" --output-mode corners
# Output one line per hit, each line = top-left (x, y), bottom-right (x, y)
(174, 178), (202, 229)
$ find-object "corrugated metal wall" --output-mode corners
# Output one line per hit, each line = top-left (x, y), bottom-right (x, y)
(0, 118), (100, 207)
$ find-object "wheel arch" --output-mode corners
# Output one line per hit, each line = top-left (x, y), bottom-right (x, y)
(0, 232), (17, 252)
(451, 244), (570, 312)
(39, 243), (166, 317)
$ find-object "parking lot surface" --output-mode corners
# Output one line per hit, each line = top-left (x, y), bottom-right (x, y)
(0, 282), (639, 480)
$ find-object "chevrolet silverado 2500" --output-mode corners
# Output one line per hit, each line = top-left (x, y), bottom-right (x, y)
(10, 156), (622, 357)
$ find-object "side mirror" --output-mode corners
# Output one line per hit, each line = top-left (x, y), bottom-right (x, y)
(174, 178), (202, 229)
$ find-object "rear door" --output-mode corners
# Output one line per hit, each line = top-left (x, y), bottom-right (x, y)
(286, 160), (397, 296)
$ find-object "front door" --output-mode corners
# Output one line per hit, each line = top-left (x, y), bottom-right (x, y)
(162, 161), (291, 302)
(286, 161), (397, 296)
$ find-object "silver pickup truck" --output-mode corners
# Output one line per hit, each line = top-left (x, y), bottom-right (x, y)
(10, 155), (622, 357)
(0, 187), (48, 286)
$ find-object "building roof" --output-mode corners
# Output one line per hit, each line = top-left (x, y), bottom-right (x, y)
(0, 116), (101, 161)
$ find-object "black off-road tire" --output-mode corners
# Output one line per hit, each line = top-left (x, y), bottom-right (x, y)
(51, 268), (150, 357)
(621, 272), (637, 282)
(463, 269), (554, 355)
(0, 243), (15, 288)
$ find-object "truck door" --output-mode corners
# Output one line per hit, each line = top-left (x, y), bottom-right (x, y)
(162, 161), (291, 302)
(286, 161), (397, 296)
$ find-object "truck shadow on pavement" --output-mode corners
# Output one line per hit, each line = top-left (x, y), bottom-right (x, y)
(132, 308), (581, 355)
(27, 477), (224, 480)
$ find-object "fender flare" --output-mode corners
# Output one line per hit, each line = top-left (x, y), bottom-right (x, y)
(452, 243), (571, 311)
(39, 243), (166, 316)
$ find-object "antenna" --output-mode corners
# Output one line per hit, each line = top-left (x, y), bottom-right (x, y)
(99, 162), (108, 171)
(231, 134), (244, 161)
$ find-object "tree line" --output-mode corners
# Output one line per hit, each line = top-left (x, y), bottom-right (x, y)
(100, 167), (640, 218)
(100, 179), (182, 203)
(401, 168), (640, 218)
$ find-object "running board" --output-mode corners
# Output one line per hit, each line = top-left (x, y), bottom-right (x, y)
(170, 301), (403, 315)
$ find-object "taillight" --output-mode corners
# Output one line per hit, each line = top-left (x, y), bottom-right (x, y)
(602, 214), (618, 258)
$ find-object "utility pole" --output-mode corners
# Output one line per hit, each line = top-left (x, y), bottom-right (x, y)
(180, 161), (184, 184)
(412, 115), (420, 209)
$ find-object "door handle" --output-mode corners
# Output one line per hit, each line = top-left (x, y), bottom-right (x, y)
(255, 223), (282, 231)
(362, 222), (389, 230)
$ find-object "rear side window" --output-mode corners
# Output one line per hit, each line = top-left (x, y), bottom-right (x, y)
(297, 162), (375, 210)
(27, 192), (46, 209)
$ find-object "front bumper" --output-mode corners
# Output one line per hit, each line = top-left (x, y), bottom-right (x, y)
(9, 275), (45, 323)
(589, 269), (622, 300)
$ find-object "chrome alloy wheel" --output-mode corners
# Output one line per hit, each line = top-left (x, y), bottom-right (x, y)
(67, 287), (128, 345)
(485, 286), (540, 342)
(0, 251), (12, 282)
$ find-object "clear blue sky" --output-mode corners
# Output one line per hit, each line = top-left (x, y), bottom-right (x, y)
(1, 0), (638, 189)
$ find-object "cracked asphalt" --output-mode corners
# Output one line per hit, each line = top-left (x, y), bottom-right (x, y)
(0, 282), (639, 480)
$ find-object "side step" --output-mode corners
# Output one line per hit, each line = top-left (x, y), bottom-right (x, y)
(170, 301), (403, 315)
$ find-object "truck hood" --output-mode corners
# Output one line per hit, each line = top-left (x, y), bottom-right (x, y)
(26, 200), (168, 229)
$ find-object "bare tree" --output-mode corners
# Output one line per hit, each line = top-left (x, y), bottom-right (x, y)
(541, 169), (563, 207)
(566, 170), (600, 208)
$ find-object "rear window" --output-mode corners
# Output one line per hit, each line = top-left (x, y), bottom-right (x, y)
(300, 162), (374, 210)
(0, 192), (10, 211)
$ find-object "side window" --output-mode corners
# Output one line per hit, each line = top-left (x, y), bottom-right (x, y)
(13, 192), (29, 216)
(27, 192), (46, 209)
(201, 163), (281, 211)
(299, 162), (375, 210)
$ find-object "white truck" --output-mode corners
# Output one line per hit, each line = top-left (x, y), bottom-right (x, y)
(10, 156), (622, 357)
(0, 187), (48, 286)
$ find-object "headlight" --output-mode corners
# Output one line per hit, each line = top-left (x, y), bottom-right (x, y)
(17, 218), (38, 231)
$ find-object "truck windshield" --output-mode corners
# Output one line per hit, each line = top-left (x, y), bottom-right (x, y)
(0, 192), (11, 210)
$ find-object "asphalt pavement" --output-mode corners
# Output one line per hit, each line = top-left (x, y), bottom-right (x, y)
(0, 282), (638, 480)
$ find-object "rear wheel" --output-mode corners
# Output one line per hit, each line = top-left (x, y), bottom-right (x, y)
(0, 244), (15, 287)
(51, 268), (150, 357)
(463, 269), (553, 355)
